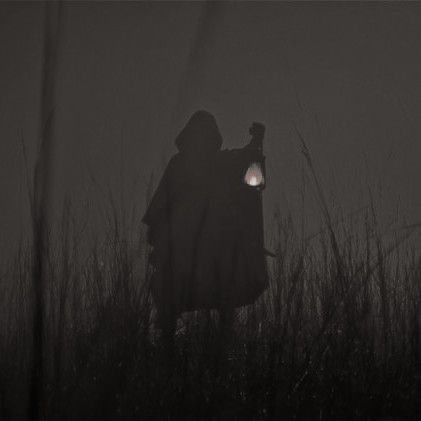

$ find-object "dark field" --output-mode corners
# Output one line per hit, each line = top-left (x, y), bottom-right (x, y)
(0, 191), (420, 420)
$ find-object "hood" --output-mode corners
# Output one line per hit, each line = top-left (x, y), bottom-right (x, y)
(175, 110), (223, 154)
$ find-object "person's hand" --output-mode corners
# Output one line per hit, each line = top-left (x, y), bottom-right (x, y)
(249, 122), (265, 142)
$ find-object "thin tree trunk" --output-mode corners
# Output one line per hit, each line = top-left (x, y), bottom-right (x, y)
(29, 3), (62, 420)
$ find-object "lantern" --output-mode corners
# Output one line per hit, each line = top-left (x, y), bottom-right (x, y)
(244, 161), (265, 188)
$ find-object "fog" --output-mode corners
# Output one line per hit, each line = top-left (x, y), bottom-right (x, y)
(1, 2), (420, 251)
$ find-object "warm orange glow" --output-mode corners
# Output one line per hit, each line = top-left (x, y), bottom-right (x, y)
(244, 162), (264, 187)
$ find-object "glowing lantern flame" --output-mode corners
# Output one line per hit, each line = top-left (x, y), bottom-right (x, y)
(244, 162), (264, 187)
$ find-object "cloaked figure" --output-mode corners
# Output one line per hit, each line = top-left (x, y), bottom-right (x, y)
(143, 111), (268, 342)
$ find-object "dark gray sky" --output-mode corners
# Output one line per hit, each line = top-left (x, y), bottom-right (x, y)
(1, 1), (420, 251)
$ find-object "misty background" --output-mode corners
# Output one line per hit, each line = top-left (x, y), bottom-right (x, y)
(1, 1), (420, 254)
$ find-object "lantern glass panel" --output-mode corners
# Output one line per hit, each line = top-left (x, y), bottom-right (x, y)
(244, 162), (264, 187)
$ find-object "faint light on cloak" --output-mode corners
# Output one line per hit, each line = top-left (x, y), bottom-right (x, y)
(244, 162), (264, 187)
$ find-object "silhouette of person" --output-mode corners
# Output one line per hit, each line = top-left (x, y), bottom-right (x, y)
(143, 110), (268, 345)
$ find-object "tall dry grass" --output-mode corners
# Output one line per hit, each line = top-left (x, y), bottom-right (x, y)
(0, 174), (420, 419)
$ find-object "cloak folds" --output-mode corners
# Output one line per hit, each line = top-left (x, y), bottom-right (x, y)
(143, 115), (268, 315)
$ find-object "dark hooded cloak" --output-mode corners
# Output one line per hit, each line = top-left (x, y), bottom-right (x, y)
(143, 111), (268, 315)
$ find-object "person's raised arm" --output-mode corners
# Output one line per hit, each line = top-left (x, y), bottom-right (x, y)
(247, 122), (265, 152)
